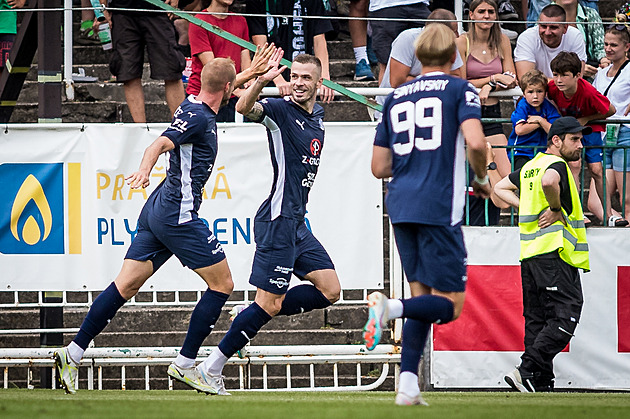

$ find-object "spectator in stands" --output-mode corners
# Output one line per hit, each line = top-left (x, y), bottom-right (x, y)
(547, 51), (615, 226)
(556, 0), (605, 80)
(1, 0), (24, 71)
(246, 0), (334, 102)
(508, 69), (561, 170)
(514, 4), (586, 80)
(382, 9), (462, 90)
(173, 0), (203, 58)
(77, 0), (99, 45)
(456, 0), (515, 179)
(187, 0), (256, 121)
(368, 0), (431, 84)
(592, 24), (630, 226)
(374, 9), (463, 122)
(349, 0), (375, 81)
(522, 0), (550, 26)
(102, 0), (186, 123)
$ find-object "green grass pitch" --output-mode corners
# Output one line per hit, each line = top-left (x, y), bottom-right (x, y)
(1, 389), (629, 419)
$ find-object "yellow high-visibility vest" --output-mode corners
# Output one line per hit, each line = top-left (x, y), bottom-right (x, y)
(518, 153), (589, 271)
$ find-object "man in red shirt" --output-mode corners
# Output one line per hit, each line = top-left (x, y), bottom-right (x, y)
(188, 0), (267, 121)
(547, 51), (615, 223)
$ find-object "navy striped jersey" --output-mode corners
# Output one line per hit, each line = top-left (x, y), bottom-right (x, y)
(253, 97), (325, 221)
(149, 95), (218, 224)
(374, 72), (482, 226)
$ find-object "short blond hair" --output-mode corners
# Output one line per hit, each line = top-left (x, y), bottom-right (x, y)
(201, 58), (236, 93)
(414, 23), (456, 67)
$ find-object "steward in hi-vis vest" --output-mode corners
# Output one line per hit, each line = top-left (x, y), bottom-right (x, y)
(518, 153), (589, 271)
(493, 116), (590, 394)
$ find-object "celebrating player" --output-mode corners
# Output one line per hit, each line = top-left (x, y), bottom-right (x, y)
(175, 52), (342, 395)
(364, 23), (491, 405)
(54, 58), (239, 394)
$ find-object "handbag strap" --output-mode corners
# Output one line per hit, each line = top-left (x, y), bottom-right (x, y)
(604, 60), (630, 97)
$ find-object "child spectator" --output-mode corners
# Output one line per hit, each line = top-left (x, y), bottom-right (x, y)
(508, 69), (561, 170)
(548, 51), (615, 224)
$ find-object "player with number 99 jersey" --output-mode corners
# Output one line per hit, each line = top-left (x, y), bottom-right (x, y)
(374, 73), (482, 226)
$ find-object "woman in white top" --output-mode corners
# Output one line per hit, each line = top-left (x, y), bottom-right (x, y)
(592, 24), (630, 226)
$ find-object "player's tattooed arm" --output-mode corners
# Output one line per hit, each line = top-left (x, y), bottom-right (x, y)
(245, 102), (264, 121)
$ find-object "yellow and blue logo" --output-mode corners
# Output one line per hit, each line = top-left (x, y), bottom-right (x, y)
(0, 163), (81, 254)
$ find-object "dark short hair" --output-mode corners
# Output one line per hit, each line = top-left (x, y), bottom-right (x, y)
(550, 52), (581, 76)
(540, 4), (566, 21)
(293, 54), (322, 74)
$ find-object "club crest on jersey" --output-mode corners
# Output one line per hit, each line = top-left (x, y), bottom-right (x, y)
(465, 90), (481, 108)
(310, 139), (322, 156)
(318, 118), (324, 130)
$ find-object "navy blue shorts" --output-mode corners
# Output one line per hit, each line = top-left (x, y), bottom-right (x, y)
(125, 206), (225, 271)
(249, 217), (335, 295)
(392, 222), (467, 293)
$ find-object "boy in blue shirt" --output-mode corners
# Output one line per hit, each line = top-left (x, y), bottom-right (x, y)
(508, 69), (561, 170)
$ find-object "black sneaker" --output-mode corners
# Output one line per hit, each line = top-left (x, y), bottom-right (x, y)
(498, 0), (519, 21)
(504, 367), (536, 392)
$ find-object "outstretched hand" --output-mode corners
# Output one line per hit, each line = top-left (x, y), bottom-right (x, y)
(258, 47), (288, 83)
(249, 43), (277, 78)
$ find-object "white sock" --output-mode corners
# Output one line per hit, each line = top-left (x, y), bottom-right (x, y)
(399, 371), (420, 397)
(67, 341), (84, 365)
(175, 354), (195, 369)
(387, 299), (404, 321)
(353, 46), (368, 64)
(200, 349), (229, 376)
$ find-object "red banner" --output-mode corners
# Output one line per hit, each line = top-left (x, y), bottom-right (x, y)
(434, 265), (524, 351)
(618, 267), (630, 352)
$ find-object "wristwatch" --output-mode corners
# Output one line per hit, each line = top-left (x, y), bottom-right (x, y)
(487, 162), (497, 170)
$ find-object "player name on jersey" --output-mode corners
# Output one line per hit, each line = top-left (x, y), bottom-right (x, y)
(393, 79), (450, 99)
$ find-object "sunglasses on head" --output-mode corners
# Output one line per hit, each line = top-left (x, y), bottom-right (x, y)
(608, 23), (628, 31)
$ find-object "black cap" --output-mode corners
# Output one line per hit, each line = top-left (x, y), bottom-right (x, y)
(547, 116), (592, 140)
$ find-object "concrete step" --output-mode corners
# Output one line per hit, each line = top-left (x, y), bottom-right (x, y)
(11, 96), (374, 122)
(24, 55), (371, 83)
(0, 305), (369, 332)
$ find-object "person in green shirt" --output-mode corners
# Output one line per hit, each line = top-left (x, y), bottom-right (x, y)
(0, 0), (24, 70)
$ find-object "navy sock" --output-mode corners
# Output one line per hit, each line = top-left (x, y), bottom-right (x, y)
(73, 282), (127, 350)
(277, 284), (332, 316)
(402, 295), (454, 324)
(400, 319), (431, 373)
(217, 302), (271, 358)
(179, 289), (230, 359)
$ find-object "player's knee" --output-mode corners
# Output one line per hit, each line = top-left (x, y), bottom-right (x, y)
(322, 281), (341, 304)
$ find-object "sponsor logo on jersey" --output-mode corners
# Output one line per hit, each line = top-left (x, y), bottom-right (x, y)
(0, 163), (82, 254)
(310, 139), (322, 156)
(269, 277), (290, 289)
(295, 119), (306, 130)
(274, 265), (293, 274)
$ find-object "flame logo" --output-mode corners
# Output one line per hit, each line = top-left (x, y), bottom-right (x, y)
(10, 174), (53, 245)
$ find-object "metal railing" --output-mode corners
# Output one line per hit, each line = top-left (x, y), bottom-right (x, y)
(0, 345), (400, 391)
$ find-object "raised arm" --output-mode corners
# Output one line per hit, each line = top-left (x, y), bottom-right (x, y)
(235, 48), (287, 119)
